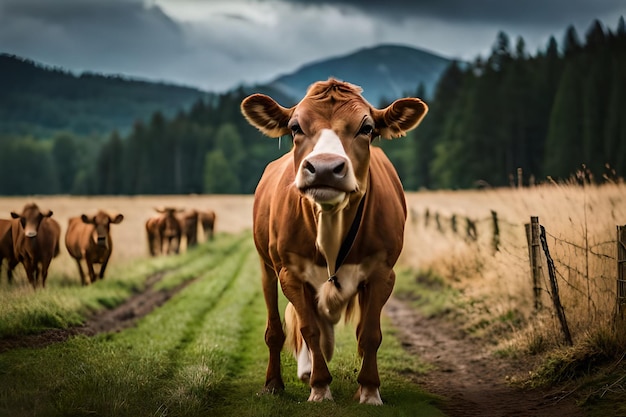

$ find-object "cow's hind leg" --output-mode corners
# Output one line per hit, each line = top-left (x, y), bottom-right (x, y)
(260, 262), (285, 394)
(354, 269), (395, 405)
(284, 302), (312, 382)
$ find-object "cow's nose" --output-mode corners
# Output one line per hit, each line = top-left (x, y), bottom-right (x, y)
(303, 154), (348, 181)
(97, 236), (106, 245)
(25, 231), (37, 238)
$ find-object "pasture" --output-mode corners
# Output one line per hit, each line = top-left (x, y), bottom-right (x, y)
(0, 187), (624, 415)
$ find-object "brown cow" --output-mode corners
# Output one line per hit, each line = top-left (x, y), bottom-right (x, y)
(10, 203), (61, 289)
(65, 210), (124, 285)
(0, 219), (18, 284)
(145, 215), (161, 256)
(145, 207), (182, 256)
(177, 209), (199, 249)
(241, 78), (427, 404)
(198, 210), (216, 241)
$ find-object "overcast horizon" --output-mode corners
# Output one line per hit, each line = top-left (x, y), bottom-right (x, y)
(1, 0), (624, 93)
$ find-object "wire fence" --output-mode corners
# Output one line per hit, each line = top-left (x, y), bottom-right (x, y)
(409, 206), (626, 343)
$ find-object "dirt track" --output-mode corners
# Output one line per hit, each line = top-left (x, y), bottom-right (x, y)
(0, 277), (585, 416)
(385, 297), (585, 417)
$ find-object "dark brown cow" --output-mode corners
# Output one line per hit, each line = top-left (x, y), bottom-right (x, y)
(10, 203), (61, 289)
(177, 209), (199, 249)
(65, 210), (124, 285)
(198, 210), (216, 241)
(0, 219), (18, 284)
(241, 78), (427, 404)
(145, 208), (182, 256)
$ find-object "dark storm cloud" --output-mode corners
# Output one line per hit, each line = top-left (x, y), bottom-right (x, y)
(1, 0), (624, 92)
(284, 0), (625, 26)
(0, 0), (186, 76)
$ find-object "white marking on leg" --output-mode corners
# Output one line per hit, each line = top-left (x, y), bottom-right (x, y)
(297, 340), (312, 382)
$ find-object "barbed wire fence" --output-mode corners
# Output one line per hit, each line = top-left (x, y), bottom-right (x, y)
(411, 206), (626, 344)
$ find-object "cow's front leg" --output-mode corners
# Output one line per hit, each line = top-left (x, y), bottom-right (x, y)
(41, 258), (52, 288)
(23, 259), (36, 288)
(86, 259), (97, 284)
(280, 270), (333, 402)
(260, 262), (285, 394)
(99, 255), (111, 280)
(355, 269), (395, 405)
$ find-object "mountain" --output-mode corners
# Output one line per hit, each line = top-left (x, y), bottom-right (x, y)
(264, 44), (453, 105)
(0, 53), (212, 137)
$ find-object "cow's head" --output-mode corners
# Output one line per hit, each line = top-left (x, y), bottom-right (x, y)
(241, 78), (428, 211)
(11, 203), (53, 238)
(81, 211), (124, 246)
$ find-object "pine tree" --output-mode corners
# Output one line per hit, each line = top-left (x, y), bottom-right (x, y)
(416, 61), (464, 189)
(544, 61), (585, 179)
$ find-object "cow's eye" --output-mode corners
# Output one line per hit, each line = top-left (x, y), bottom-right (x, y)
(358, 124), (374, 137)
(289, 122), (303, 136)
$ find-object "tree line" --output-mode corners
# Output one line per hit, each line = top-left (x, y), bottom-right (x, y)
(0, 17), (623, 196)
(411, 17), (626, 189)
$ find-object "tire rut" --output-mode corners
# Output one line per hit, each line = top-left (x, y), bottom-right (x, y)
(0, 272), (194, 353)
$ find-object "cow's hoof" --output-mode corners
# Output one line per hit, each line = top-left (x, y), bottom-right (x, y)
(259, 379), (284, 395)
(308, 385), (333, 402)
(356, 386), (382, 405)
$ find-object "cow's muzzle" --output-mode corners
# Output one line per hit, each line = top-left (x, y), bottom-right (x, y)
(297, 153), (356, 205)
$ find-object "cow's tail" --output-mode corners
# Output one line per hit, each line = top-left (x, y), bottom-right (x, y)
(284, 301), (335, 365)
(284, 302), (302, 357)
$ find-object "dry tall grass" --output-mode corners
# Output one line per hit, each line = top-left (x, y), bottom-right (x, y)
(402, 183), (626, 352)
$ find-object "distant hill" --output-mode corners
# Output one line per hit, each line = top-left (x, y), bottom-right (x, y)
(0, 45), (452, 138)
(264, 44), (453, 105)
(0, 54), (212, 137)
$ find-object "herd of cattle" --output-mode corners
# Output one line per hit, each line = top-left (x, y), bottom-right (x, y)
(0, 203), (216, 288)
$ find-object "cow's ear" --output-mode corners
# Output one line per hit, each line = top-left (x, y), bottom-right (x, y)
(81, 214), (92, 224)
(44, 210), (53, 218)
(373, 98), (428, 139)
(10, 212), (19, 219)
(241, 94), (292, 138)
(112, 214), (124, 224)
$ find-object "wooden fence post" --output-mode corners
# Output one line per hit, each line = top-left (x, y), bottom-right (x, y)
(525, 216), (542, 311)
(491, 210), (500, 252)
(466, 218), (478, 241)
(617, 225), (626, 324)
(540, 225), (573, 345)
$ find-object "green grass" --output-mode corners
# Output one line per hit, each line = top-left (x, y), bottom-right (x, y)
(392, 267), (460, 319)
(0, 232), (444, 417)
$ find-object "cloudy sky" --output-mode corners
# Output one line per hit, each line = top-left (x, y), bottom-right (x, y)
(1, 0), (624, 93)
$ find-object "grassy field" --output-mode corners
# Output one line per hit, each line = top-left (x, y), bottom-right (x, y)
(0, 231), (441, 417)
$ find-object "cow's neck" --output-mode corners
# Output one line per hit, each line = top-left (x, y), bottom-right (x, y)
(315, 191), (365, 278)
